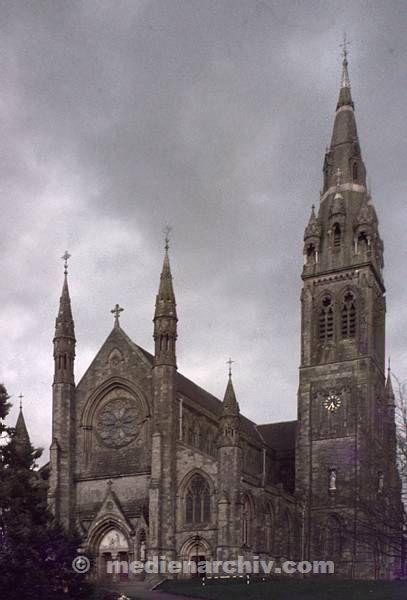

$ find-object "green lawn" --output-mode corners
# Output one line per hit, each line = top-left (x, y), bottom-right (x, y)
(159, 578), (407, 600)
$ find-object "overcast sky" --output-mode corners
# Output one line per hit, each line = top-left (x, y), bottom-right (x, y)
(1, 0), (406, 459)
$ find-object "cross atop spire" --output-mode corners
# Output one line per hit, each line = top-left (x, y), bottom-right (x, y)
(338, 34), (352, 91)
(54, 252), (76, 384)
(18, 392), (24, 411)
(226, 357), (235, 379)
(339, 32), (351, 61)
(61, 251), (71, 275)
(163, 225), (172, 254)
(111, 304), (124, 328)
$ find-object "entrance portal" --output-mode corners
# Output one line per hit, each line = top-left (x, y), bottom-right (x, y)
(180, 536), (211, 578)
(98, 529), (129, 582)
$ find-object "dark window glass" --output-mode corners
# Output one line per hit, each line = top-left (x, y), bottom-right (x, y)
(185, 474), (211, 524)
(333, 223), (341, 247)
(319, 296), (334, 342)
(341, 291), (356, 338)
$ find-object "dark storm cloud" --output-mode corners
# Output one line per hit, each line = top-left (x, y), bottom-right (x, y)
(1, 0), (406, 456)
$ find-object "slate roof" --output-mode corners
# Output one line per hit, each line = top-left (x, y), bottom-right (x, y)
(134, 342), (263, 445)
(257, 420), (297, 455)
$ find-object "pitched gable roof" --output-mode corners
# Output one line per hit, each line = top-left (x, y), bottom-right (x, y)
(257, 420), (297, 454)
(131, 340), (262, 445)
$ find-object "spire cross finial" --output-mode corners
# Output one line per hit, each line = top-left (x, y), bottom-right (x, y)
(163, 225), (172, 253)
(61, 250), (71, 275)
(335, 167), (343, 189)
(388, 356), (391, 374)
(111, 303), (124, 327)
(61, 251), (71, 275)
(226, 357), (235, 379)
(339, 32), (351, 61)
(18, 392), (24, 411)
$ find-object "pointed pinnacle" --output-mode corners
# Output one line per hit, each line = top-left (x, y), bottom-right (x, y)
(222, 375), (239, 415)
(341, 56), (351, 89)
(15, 408), (30, 448)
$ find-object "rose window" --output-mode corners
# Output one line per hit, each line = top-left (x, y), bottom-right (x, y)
(96, 398), (139, 448)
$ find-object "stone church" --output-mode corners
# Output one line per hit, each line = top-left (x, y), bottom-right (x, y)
(44, 54), (403, 580)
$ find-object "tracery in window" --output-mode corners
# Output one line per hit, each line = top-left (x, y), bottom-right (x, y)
(319, 296), (334, 342)
(185, 474), (211, 525)
(341, 291), (356, 338)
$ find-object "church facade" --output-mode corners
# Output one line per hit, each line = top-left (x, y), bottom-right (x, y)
(47, 56), (403, 581)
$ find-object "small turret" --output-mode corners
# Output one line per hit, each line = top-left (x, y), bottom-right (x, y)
(53, 252), (75, 385)
(303, 205), (321, 268)
(218, 360), (240, 447)
(216, 361), (242, 562)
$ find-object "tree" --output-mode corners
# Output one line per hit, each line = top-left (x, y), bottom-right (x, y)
(393, 374), (407, 503)
(0, 383), (91, 599)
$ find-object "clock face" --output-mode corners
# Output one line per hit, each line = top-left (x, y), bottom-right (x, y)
(324, 393), (342, 413)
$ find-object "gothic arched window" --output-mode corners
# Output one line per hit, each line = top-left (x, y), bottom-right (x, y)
(242, 496), (253, 547)
(185, 474), (211, 525)
(319, 296), (334, 343)
(333, 223), (342, 247)
(306, 243), (316, 264)
(325, 516), (342, 558)
(358, 231), (369, 252)
(341, 291), (357, 338)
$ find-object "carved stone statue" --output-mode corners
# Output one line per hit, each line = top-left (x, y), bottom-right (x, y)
(329, 468), (337, 492)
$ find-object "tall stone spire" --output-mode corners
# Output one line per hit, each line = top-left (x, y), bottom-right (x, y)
(50, 252), (76, 529)
(217, 364), (242, 561)
(322, 47), (366, 194)
(153, 231), (177, 367)
(149, 229), (178, 562)
(53, 251), (75, 384)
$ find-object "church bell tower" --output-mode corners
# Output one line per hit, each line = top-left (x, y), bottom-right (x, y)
(295, 47), (401, 578)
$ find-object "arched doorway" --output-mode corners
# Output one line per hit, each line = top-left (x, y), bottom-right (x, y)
(98, 528), (130, 582)
(179, 536), (212, 578)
